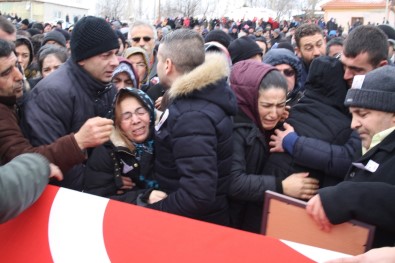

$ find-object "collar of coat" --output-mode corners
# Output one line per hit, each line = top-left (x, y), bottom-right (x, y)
(168, 52), (230, 99)
(110, 127), (129, 148)
(0, 95), (16, 107)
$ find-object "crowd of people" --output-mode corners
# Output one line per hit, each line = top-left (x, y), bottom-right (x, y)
(1, 11), (395, 261)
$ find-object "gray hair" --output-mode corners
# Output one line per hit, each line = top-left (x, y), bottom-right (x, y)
(129, 20), (157, 40)
(160, 29), (205, 74)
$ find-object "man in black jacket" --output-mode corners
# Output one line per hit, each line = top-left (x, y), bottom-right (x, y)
(22, 16), (119, 191)
(307, 66), (395, 248)
(148, 29), (237, 226)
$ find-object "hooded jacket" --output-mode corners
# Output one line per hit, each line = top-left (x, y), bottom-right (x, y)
(263, 48), (303, 106)
(228, 60), (282, 233)
(148, 53), (237, 226)
(264, 56), (360, 187)
(21, 59), (117, 190)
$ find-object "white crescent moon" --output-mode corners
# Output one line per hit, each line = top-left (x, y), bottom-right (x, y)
(48, 188), (111, 262)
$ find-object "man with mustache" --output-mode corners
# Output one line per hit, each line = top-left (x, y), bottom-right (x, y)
(0, 39), (112, 179)
(21, 16), (119, 191)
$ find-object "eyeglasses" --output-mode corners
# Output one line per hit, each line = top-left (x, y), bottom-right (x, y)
(121, 107), (148, 122)
(280, 68), (295, 77)
(131, 36), (152, 42)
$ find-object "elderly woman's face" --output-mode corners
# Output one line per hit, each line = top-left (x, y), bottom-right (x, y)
(119, 96), (150, 143)
(127, 53), (147, 84)
(275, 64), (296, 93)
(258, 87), (287, 130)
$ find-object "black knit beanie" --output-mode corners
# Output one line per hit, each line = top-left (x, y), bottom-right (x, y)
(42, 30), (66, 47)
(71, 16), (119, 62)
(228, 36), (263, 64)
(345, 65), (395, 112)
(204, 29), (232, 48)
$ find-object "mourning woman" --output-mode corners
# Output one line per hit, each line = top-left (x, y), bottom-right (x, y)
(84, 88), (166, 205)
(228, 60), (319, 233)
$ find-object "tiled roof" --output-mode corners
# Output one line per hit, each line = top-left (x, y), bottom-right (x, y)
(322, 0), (386, 9)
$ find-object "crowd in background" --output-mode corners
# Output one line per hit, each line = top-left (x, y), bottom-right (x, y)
(1, 8), (395, 262)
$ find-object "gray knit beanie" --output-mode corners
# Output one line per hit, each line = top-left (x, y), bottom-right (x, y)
(43, 30), (66, 47)
(344, 65), (395, 112)
(71, 16), (119, 62)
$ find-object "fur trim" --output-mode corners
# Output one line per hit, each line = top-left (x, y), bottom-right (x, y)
(110, 127), (129, 148)
(168, 52), (230, 99)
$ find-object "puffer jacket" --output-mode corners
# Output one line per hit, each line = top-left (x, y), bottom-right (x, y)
(148, 53), (238, 226)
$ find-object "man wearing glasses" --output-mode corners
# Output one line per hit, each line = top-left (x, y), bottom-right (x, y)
(128, 21), (158, 83)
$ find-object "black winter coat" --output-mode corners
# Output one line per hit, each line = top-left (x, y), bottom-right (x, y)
(84, 130), (155, 203)
(228, 112), (279, 233)
(22, 59), (117, 190)
(320, 130), (395, 248)
(148, 53), (237, 226)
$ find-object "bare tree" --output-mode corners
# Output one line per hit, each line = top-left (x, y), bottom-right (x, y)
(306, 0), (320, 18)
(161, 0), (201, 17)
(244, 0), (263, 8)
(97, 0), (127, 20)
(268, 0), (295, 21)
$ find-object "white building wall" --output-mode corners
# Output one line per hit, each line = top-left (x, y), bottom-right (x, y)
(42, 2), (88, 24)
(325, 9), (395, 30)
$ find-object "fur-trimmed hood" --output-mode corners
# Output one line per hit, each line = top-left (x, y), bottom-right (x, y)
(168, 52), (237, 116)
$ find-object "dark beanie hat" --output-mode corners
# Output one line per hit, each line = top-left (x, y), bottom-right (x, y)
(21, 19), (29, 26)
(115, 30), (126, 46)
(32, 22), (44, 32)
(27, 28), (41, 37)
(345, 65), (395, 112)
(54, 28), (70, 41)
(43, 30), (66, 47)
(71, 16), (119, 62)
(204, 29), (232, 48)
(228, 36), (263, 64)
(377, 24), (395, 44)
(276, 41), (295, 53)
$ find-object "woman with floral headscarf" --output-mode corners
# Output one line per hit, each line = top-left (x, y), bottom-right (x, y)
(84, 88), (166, 205)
